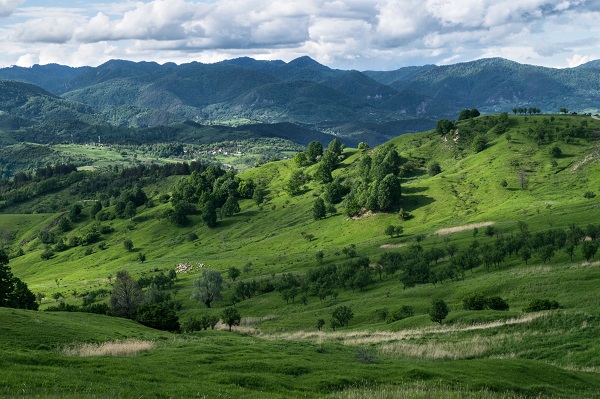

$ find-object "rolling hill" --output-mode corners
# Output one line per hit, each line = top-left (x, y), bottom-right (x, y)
(1, 113), (599, 397)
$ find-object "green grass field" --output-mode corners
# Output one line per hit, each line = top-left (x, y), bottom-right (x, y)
(1, 114), (599, 398)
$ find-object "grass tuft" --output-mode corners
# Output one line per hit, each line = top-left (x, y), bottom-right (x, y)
(61, 339), (155, 357)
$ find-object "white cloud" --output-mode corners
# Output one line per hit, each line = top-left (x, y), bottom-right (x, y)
(0, 0), (22, 18)
(11, 16), (78, 43)
(566, 53), (596, 67)
(0, 0), (599, 69)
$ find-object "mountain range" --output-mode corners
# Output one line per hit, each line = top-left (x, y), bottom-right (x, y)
(1, 56), (599, 146)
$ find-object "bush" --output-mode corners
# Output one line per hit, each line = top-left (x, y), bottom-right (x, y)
(374, 308), (389, 321)
(136, 302), (180, 332)
(181, 316), (203, 333)
(40, 249), (54, 260)
(524, 298), (560, 312)
(83, 303), (111, 315)
(584, 191), (596, 199)
(462, 293), (486, 310)
(427, 161), (441, 176)
(486, 296), (509, 311)
(387, 305), (414, 323)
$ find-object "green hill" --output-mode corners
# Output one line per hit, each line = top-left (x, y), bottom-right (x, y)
(1, 114), (599, 398)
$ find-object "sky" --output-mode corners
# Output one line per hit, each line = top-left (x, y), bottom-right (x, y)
(0, 0), (599, 70)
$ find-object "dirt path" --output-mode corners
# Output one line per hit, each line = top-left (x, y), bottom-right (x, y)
(434, 221), (494, 236)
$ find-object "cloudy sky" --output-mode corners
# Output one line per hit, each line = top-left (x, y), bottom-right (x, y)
(0, 0), (598, 70)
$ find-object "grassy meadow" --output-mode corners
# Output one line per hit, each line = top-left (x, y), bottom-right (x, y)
(1, 114), (599, 398)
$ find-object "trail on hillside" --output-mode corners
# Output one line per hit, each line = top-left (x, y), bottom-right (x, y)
(434, 221), (494, 235)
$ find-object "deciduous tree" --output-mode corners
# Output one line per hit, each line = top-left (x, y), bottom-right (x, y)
(192, 269), (224, 308)
(429, 299), (449, 324)
(110, 270), (144, 319)
(221, 307), (241, 332)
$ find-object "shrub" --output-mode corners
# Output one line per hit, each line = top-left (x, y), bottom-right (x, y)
(524, 298), (560, 312)
(387, 305), (414, 323)
(181, 316), (204, 333)
(463, 293), (486, 310)
(83, 303), (111, 315)
(584, 191), (596, 199)
(136, 302), (180, 332)
(374, 308), (389, 321)
(40, 249), (54, 260)
(427, 161), (441, 176)
(486, 296), (509, 311)
(429, 299), (449, 324)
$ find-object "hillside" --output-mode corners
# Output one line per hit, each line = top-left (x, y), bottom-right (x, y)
(1, 113), (599, 397)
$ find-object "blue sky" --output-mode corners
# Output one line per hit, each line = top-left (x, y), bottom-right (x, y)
(0, 0), (598, 70)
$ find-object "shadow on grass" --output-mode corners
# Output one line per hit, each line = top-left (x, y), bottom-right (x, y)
(402, 194), (435, 213)
(402, 186), (428, 194)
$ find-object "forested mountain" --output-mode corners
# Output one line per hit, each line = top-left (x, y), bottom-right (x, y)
(1, 57), (599, 146)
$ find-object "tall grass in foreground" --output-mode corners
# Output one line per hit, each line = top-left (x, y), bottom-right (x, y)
(61, 339), (155, 357)
(331, 381), (552, 399)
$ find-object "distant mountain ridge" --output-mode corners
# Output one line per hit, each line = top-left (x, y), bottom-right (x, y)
(1, 56), (599, 145)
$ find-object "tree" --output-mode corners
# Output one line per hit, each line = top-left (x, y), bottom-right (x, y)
(428, 161), (441, 176)
(472, 135), (487, 153)
(201, 198), (218, 228)
(90, 201), (103, 219)
(136, 302), (180, 332)
(463, 293), (486, 310)
(0, 249), (15, 307)
(110, 270), (144, 319)
(316, 318), (325, 331)
(332, 305), (354, 328)
(429, 299), (449, 324)
(123, 239), (134, 252)
(0, 250), (38, 310)
(377, 174), (401, 211)
(124, 201), (137, 221)
(68, 203), (82, 221)
(192, 269), (224, 308)
(221, 195), (240, 217)
(549, 145), (562, 158)
(315, 249), (324, 264)
(435, 119), (455, 136)
(327, 138), (343, 158)
(520, 246), (532, 265)
(305, 141), (324, 163)
(286, 170), (306, 195)
(228, 267), (241, 282)
(252, 185), (265, 206)
(581, 241), (598, 262)
(313, 198), (326, 220)
(518, 168), (528, 189)
(293, 152), (308, 167)
(486, 296), (509, 311)
(221, 307), (241, 332)
(10, 279), (38, 310)
(315, 153), (335, 183)
(138, 253), (146, 263)
(385, 225), (396, 238)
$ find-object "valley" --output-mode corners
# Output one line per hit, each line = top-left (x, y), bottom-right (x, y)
(1, 106), (599, 398)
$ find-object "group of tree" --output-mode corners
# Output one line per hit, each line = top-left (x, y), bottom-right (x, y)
(168, 164), (254, 227)
(512, 107), (541, 115)
(109, 270), (181, 331)
(343, 143), (404, 216)
(462, 293), (509, 311)
(1, 160), (206, 213)
(458, 108), (480, 121)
